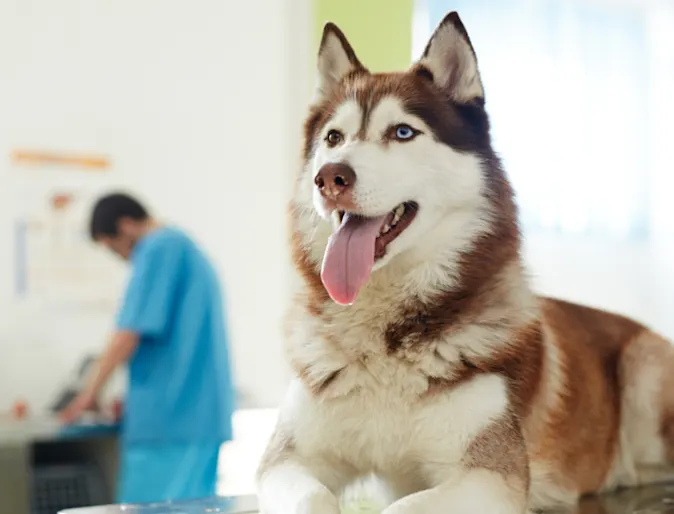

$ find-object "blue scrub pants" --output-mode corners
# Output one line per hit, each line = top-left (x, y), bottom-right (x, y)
(117, 442), (221, 504)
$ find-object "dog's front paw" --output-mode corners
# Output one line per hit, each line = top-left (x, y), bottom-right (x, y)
(259, 488), (341, 514)
(381, 478), (526, 514)
(295, 489), (341, 514)
(383, 499), (525, 514)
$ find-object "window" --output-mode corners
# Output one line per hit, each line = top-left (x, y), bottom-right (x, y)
(414, 0), (674, 240)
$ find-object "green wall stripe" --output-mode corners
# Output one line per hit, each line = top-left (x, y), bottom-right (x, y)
(313, 0), (414, 73)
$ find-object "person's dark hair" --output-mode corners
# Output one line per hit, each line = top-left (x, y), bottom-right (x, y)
(89, 193), (149, 240)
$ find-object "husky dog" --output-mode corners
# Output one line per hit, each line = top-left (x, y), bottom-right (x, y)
(256, 11), (674, 514)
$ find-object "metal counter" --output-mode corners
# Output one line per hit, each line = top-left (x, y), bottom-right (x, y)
(575, 483), (674, 513)
(58, 484), (674, 514)
(60, 495), (257, 514)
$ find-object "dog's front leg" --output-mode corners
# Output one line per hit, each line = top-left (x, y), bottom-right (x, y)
(383, 414), (530, 514)
(382, 468), (528, 514)
(256, 427), (352, 514)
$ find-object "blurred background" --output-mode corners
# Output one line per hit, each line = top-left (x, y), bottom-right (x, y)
(0, 0), (673, 510)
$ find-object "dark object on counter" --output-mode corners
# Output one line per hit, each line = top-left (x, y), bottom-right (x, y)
(51, 390), (78, 415)
(51, 356), (98, 413)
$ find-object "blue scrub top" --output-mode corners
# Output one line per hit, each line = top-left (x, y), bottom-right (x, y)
(116, 227), (235, 443)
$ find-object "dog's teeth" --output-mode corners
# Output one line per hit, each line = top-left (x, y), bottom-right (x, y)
(382, 223), (391, 234)
(391, 204), (405, 226)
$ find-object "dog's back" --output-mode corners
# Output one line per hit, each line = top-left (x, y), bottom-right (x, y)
(524, 299), (674, 507)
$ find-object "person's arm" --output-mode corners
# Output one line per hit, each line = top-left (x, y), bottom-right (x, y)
(85, 330), (139, 398)
(59, 233), (185, 424)
(59, 330), (139, 423)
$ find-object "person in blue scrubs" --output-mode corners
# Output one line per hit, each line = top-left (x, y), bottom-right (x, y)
(59, 192), (235, 503)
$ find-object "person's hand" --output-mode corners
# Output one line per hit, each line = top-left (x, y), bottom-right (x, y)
(58, 391), (98, 424)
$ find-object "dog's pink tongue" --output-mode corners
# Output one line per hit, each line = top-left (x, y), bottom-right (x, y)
(321, 213), (386, 305)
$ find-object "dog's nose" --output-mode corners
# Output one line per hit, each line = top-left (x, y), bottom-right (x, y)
(314, 163), (357, 201)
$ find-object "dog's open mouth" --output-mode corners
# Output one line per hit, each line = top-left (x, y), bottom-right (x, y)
(332, 202), (419, 260)
(321, 202), (418, 306)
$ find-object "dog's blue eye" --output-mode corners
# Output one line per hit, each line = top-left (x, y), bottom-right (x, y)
(395, 125), (415, 140)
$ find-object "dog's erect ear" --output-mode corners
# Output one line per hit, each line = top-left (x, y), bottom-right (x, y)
(416, 12), (484, 104)
(315, 22), (365, 101)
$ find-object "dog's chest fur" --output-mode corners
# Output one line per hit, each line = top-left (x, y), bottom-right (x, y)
(283, 351), (509, 480)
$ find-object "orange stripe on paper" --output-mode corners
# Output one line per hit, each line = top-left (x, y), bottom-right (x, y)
(11, 149), (111, 171)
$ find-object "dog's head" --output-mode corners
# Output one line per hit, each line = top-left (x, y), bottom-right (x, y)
(292, 12), (517, 307)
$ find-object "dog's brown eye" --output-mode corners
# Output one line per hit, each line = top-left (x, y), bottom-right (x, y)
(326, 130), (343, 147)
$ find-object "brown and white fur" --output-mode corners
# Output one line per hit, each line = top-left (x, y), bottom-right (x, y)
(256, 11), (674, 514)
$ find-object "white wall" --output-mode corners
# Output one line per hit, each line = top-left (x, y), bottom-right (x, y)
(524, 234), (674, 339)
(0, 0), (312, 412)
